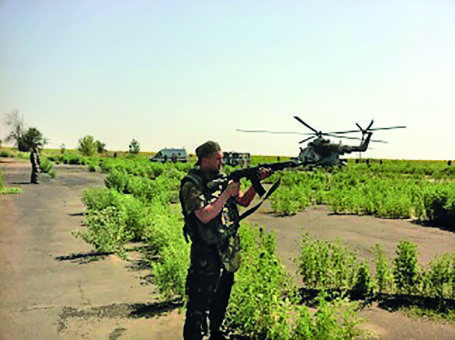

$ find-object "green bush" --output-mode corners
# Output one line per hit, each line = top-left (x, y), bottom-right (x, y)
(40, 157), (56, 178)
(152, 240), (190, 298)
(0, 150), (12, 157)
(374, 244), (394, 294)
(425, 254), (453, 298)
(104, 169), (130, 193)
(78, 135), (97, 156)
(298, 234), (357, 290)
(62, 153), (86, 165)
(74, 206), (134, 256)
(0, 170), (22, 194)
(82, 187), (122, 211)
(393, 240), (421, 295)
(293, 294), (361, 340)
(352, 261), (373, 298)
(227, 226), (295, 339)
(423, 183), (455, 228)
(141, 202), (190, 298)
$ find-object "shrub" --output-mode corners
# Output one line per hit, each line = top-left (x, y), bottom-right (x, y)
(352, 261), (373, 298)
(423, 184), (455, 228)
(142, 202), (190, 298)
(62, 153), (86, 165)
(293, 293), (362, 340)
(425, 254), (453, 298)
(78, 135), (97, 156)
(298, 234), (357, 290)
(152, 240), (190, 298)
(393, 240), (421, 294)
(40, 157), (56, 178)
(74, 206), (134, 256)
(0, 150), (12, 158)
(82, 187), (123, 211)
(374, 244), (394, 294)
(104, 169), (130, 193)
(227, 226), (294, 339)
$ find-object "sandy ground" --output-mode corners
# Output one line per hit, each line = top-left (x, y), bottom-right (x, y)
(1, 158), (455, 339)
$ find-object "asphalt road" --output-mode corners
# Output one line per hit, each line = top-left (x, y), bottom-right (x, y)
(0, 160), (182, 340)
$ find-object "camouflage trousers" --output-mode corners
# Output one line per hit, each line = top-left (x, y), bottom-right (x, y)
(183, 243), (234, 340)
(31, 166), (39, 184)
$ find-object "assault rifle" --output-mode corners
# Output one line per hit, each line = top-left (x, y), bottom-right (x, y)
(208, 160), (305, 197)
(208, 160), (305, 225)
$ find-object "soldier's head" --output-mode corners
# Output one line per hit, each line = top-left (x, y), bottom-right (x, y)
(196, 140), (223, 173)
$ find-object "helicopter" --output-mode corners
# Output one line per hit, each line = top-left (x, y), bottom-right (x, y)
(238, 116), (406, 167)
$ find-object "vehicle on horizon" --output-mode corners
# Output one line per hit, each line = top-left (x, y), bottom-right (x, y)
(223, 151), (251, 167)
(150, 148), (188, 163)
(238, 116), (406, 167)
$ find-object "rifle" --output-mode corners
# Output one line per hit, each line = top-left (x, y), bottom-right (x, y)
(207, 160), (305, 222)
(208, 160), (304, 196)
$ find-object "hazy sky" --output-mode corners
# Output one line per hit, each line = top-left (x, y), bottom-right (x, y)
(1, 0), (454, 160)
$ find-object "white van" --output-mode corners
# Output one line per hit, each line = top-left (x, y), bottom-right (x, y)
(150, 148), (188, 163)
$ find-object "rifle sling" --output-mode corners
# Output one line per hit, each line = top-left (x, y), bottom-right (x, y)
(236, 178), (281, 223)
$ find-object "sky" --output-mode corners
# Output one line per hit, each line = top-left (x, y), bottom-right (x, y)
(0, 0), (454, 160)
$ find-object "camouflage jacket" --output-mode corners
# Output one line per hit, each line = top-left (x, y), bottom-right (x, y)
(180, 167), (239, 247)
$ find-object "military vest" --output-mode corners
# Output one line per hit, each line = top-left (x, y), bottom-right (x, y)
(179, 168), (239, 247)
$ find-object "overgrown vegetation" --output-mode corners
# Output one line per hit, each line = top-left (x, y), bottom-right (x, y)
(6, 150), (449, 336)
(298, 235), (455, 320)
(268, 161), (455, 230)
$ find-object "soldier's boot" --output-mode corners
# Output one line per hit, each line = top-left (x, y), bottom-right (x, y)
(209, 329), (228, 340)
(31, 172), (39, 184)
(183, 311), (207, 340)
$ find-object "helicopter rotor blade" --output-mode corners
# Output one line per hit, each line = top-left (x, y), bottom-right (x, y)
(367, 120), (374, 130)
(328, 124), (405, 135)
(367, 126), (406, 131)
(299, 136), (316, 144)
(326, 129), (360, 134)
(293, 116), (318, 133)
(355, 123), (364, 132)
(326, 133), (363, 141)
(236, 129), (306, 135)
(327, 133), (388, 143)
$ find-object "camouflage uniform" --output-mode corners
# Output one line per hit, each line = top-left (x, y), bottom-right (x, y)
(30, 149), (40, 184)
(180, 166), (239, 340)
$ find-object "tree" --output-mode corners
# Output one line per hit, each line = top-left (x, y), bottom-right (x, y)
(129, 139), (140, 154)
(18, 127), (47, 151)
(4, 110), (25, 147)
(77, 135), (97, 156)
(95, 140), (106, 153)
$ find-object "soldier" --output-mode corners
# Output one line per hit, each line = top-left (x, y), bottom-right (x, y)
(30, 146), (41, 184)
(180, 141), (272, 340)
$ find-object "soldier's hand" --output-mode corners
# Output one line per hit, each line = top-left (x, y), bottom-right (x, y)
(259, 167), (274, 180)
(225, 180), (240, 198)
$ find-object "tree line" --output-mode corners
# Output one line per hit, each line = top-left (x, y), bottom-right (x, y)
(1, 110), (141, 155)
